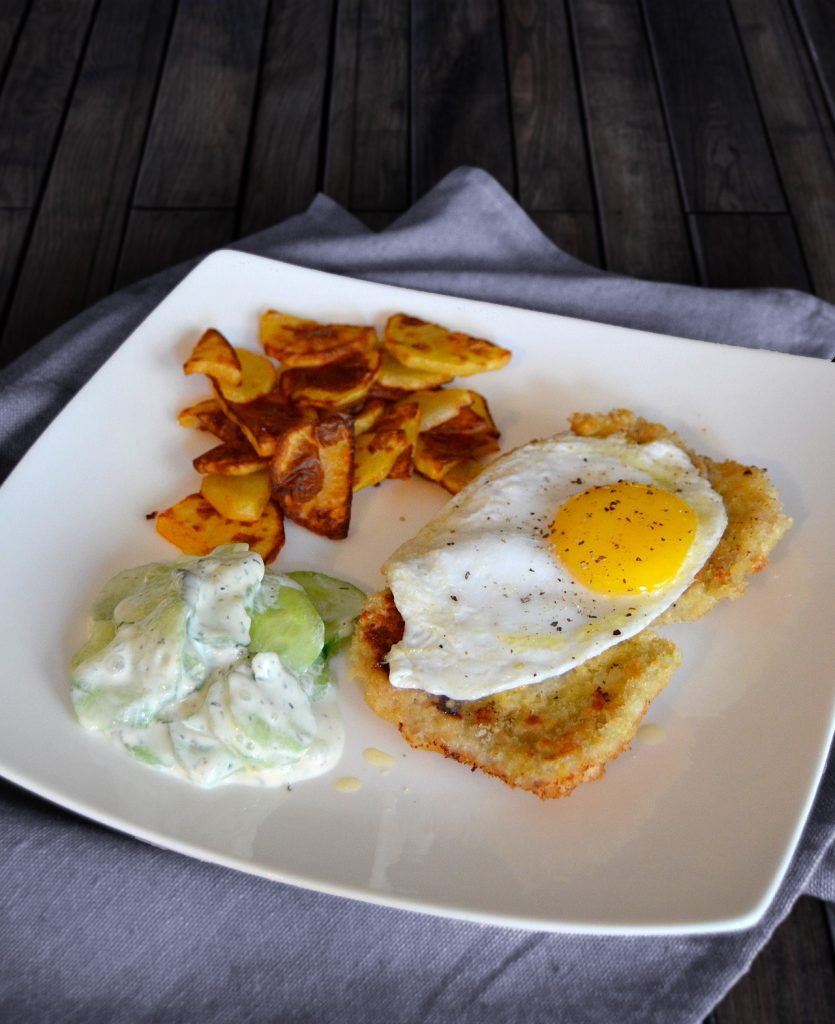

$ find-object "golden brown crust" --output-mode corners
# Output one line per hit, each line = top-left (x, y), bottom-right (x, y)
(352, 591), (680, 800)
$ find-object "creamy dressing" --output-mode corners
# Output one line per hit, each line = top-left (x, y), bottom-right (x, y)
(72, 545), (347, 788)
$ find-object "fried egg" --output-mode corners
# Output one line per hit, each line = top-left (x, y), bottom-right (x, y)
(383, 433), (727, 700)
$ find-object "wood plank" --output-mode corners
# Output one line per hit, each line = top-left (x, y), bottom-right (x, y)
(826, 902), (835, 949)
(793, 0), (835, 125)
(691, 213), (811, 291)
(0, 0), (176, 367)
(0, 0), (97, 206)
(239, 0), (334, 234)
(412, 0), (514, 199)
(642, 0), (785, 213)
(529, 211), (602, 267)
(324, 0), (410, 212)
(503, 0), (593, 211)
(134, 0), (268, 209)
(568, 0), (696, 282)
(354, 211), (399, 231)
(730, 0), (835, 302)
(0, 0), (29, 82)
(114, 209), (236, 290)
(714, 898), (835, 1023)
(0, 209), (29, 359)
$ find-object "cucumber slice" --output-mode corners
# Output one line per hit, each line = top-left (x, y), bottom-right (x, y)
(72, 594), (191, 730)
(207, 660), (317, 767)
(249, 577), (324, 673)
(285, 571), (365, 652)
(71, 620), (116, 670)
(91, 563), (178, 623)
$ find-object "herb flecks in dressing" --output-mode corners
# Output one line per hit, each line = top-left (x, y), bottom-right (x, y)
(71, 545), (363, 788)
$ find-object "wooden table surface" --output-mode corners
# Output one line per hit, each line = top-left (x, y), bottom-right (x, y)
(1, 1), (834, 1019)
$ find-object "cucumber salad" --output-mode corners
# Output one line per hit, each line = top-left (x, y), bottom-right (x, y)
(70, 544), (364, 788)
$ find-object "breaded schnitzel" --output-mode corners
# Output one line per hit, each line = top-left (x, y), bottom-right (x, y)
(351, 410), (792, 798)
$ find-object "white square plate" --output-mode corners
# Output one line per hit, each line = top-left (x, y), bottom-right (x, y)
(1, 251), (832, 934)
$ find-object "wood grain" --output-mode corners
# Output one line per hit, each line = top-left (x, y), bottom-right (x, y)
(713, 898), (835, 1023)
(691, 213), (811, 291)
(731, 0), (835, 301)
(0, 0), (176, 366)
(134, 0), (268, 208)
(529, 211), (602, 267)
(503, 0), (593, 211)
(325, 0), (410, 212)
(412, 0), (514, 198)
(642, 0), (785, 212)
(0, 0), (29, 80)
(239, 0), (335, 234)
(568, 0), (696, 281)
(794, 0), (835, 125)
(114, 209), (236, 289)
(0, 0), (96, 206)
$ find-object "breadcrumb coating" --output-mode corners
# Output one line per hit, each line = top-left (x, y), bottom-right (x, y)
(354, 591), (680, 799)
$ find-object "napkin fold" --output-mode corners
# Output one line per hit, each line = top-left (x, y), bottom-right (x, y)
(1, 167), (833, 1023)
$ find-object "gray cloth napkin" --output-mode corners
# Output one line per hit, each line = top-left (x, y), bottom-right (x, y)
(1, 167), (833, 1023)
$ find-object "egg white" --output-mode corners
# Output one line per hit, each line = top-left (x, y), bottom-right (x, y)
(383, 434), (727, 700)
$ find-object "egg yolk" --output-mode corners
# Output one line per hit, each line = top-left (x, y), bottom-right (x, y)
(550, 481), (696, 595)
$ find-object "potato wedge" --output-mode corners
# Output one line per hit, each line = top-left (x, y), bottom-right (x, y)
(271, 413), (354, 538)
(183, 329), (242, 384)
(178, 398), (244, 444)
(279, 347), (382, 410)
(216, 348), (276, 404)
(156, 493), (284, 562)
(261, 310), (377, 367)
(200, 469), (272, 522)
(383, 314), (511, 377)
(218, 384), (317, 457)
(193, 441), (267, 476)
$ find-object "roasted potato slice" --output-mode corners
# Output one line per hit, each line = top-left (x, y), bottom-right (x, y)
(374, 351), (454, 393)
(413, 439), (485, 493)
(279, 347), (382, 410)
(200, 468), (272, 522)
(216, 348), (276, 404)
(353, 398), (387, 435)
(183, 329), (242, 384)
(413, 412), (499, 486)
(381, 400), (420, 480)
(156, 494), (284, 562)
(178, 398), (244, 444)
(218, 384), (317, 457)
(271, 413), (354, 539)
(193, 441), (267, 476)
(413, 435), (455, 485)
(383, 314), (511, 377)
(438, 457), (486, 494)
(261, 310), (377, 367)
(354, 432), (409, 492)
(411, 387), (474, 432)
(353, 401), (420, 491)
